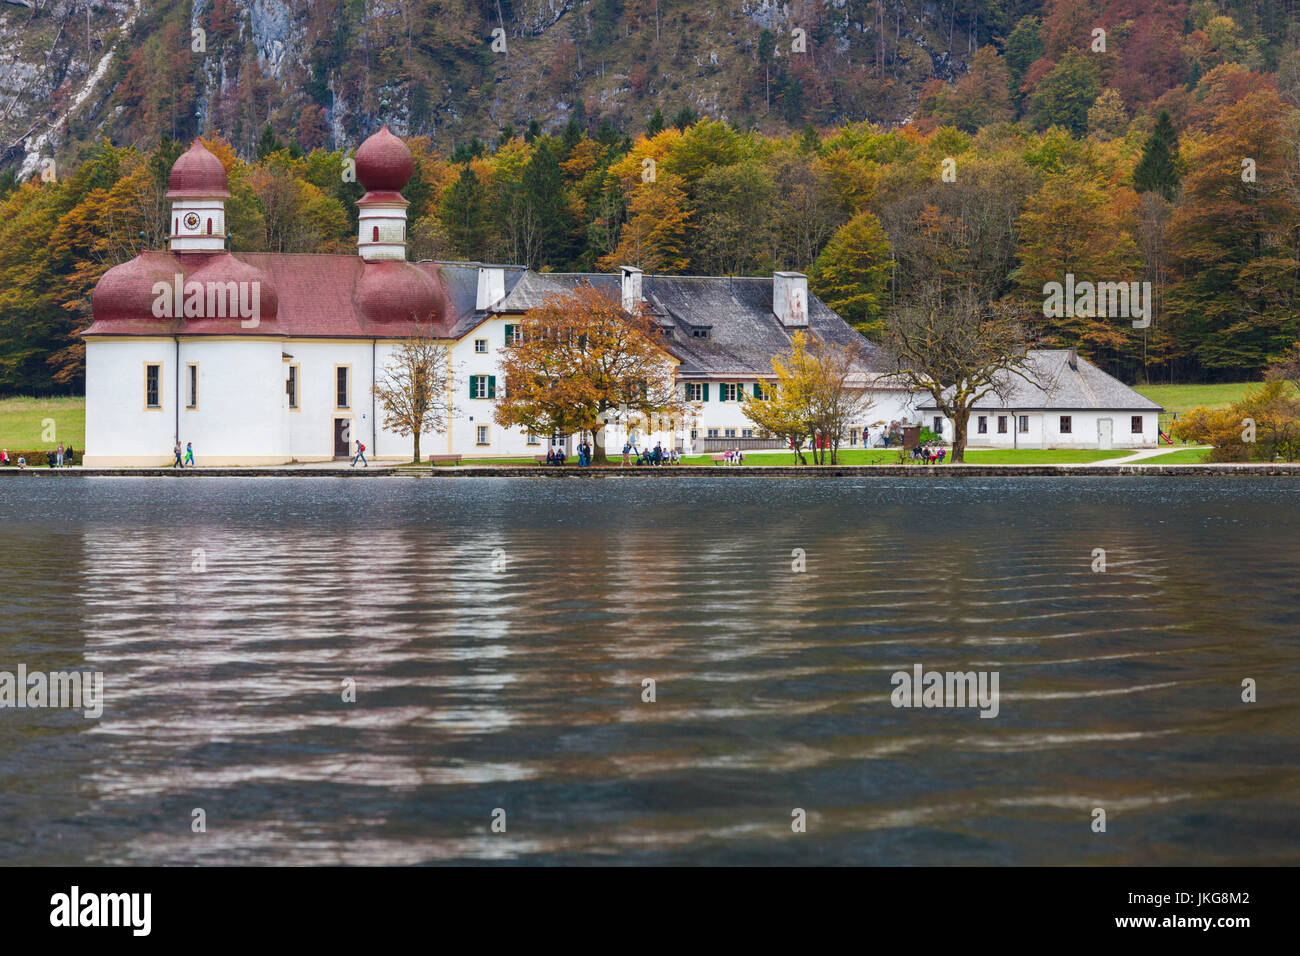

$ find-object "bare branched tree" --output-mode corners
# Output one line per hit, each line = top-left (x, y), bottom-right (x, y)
(373, 326), (453, 463)
(884, 284), (1046, 462)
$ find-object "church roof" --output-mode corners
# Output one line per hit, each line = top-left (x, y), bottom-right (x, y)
(166, 140), (230, 199)
(85, 251), (452, 337)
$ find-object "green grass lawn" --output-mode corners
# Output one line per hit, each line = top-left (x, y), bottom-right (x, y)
(1132, 382), (1268, 416)
(0, 395), (85, 449)
(963, 448), (1130, 464)
(1137, 448), (1211, 464)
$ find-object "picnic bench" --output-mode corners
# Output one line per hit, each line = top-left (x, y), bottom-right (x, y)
(428, 454), (461, 466)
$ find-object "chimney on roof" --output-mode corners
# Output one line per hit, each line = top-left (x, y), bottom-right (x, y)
(476, 265), (505, 311)
(774, 271), (808, 327)
(620, 265), (643, 313)
(1067, 346), (1078, 370)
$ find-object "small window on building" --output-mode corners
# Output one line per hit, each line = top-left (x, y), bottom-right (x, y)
(742, 428), (754, 439)
(336, 366), (350, 409)
(1060, 415), (1072, 434)
(372, 226), (379, 242)
(186, 363), (198, 409)
(720, 383), (737, 402)
(692, 328), (709, 339)
(145, 363), (161, 409)
(690, 429), (698, 440)
(474, 339), (488, 353)
(932, 416), (943, 435)
(526, 430), (539, 446)
(686, 383), (704, 402)
(1018, 415), (1029, 433)
(505, 324), (522, 345)
(725, 428), (736, 438)
(287, 365), (299, 409)
(997, 415), (1008, 434)
(469, 375), (496, 399)
(1131, 415), (1143, 434)
(207, 218), (213, 235)
(476, 425), (489, 445)
(707, 428), (719, 438)
(977, 416), (987, 434)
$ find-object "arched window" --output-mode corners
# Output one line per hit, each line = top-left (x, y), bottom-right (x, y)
(372, 226), (379, 242)
(207, 219), (213, 235)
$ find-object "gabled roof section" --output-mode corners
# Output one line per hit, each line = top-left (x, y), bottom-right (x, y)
(414, 261), (528, 338)
(488, 271), (883, 378)
(640, 275), (883, 377)
(491, 271), (620, 313)
(916, 350), (1163, 411)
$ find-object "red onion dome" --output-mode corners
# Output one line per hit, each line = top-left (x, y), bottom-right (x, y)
(184, 253), (279, 322)
(166, 140), (230, 198)
(355, 125), (414, 193)
(357, 260), (442, 327)
(91, 252), (184, 322)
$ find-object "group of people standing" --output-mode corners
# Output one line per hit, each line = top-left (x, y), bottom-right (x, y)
(0, 444), (74, 468)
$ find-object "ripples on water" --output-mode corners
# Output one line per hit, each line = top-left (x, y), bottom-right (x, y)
(0, 476), (1297, 865)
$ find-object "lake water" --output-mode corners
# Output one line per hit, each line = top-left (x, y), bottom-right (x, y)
(0, 476), (1297, 865)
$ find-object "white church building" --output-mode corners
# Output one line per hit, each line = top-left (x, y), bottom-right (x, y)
(83, 127), (1159, 466)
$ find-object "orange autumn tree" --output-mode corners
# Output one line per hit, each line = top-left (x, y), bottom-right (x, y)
(494, 284), (687, 463)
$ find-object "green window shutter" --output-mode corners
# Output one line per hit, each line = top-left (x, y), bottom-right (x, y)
(702, 383), (709, 402)
(753, 382), (762, 399)
(488, 375), (497, 398)
(469, 375), (477, 399)
(737, 383), (745, 399)
(505, 324), (515, 344)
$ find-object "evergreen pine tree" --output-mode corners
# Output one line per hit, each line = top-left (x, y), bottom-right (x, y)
(1133, 111), (1181, 201)
(646, 107), (665, 136)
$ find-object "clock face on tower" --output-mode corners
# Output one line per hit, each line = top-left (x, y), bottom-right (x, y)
(183, 212), (200, 230)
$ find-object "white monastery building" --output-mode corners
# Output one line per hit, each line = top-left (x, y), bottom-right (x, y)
(84, 127), (1160, 465)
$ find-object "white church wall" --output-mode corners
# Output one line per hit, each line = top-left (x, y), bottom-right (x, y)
(177, 338), (285, 463)
(84, 336), (286, 465)
(84, 338), (179, 466)
(283, 340), (376, 461)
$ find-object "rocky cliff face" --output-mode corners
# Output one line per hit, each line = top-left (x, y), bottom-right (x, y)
(0, 0), (992, 171)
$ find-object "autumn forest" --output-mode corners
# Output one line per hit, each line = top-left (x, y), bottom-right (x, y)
(3, 0), (1300, 394)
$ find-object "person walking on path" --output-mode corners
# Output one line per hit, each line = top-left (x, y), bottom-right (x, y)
(184, 442), (195, 467)
(351, 439), (368, 467)
(172, 441), (184, 468)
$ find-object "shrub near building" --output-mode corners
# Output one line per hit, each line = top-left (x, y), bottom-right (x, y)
(1173, 381), (1300, 461)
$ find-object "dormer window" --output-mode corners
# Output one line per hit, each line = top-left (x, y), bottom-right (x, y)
(691, 327), (710, 339)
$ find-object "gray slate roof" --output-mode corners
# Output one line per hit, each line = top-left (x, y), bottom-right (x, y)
(487, 270), (883, 377)
(416, 261), (528, 339)
(916, 350), (1163, 412)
